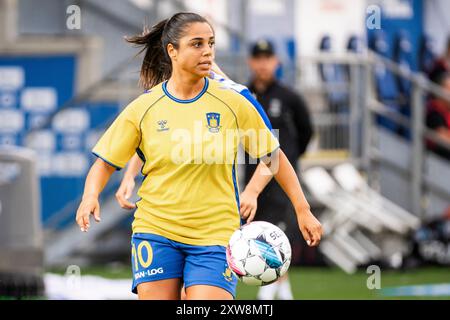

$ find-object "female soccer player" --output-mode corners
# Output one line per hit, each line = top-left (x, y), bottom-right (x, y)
(115, 65), (265, 224)
(115, 67), (271, 301)
(76, 12), (322, 300)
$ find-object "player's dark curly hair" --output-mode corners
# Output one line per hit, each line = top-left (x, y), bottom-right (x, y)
(126, 12), (213, 90)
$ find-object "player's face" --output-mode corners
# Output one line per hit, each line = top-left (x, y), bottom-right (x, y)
(248, 55), (279, 83)
(170, 22), (215, 78)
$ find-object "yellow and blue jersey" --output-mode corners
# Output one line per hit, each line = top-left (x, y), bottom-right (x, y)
(92, 75), (279, 246)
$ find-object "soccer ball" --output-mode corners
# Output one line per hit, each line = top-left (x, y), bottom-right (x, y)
(226, 221), (292, 286)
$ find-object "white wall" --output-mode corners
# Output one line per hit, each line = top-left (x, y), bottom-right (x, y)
(424, 0), (450, 55)
(246, 0), (296, 60)
(294, 0), (367, 56)
(184, 0), (229, 50)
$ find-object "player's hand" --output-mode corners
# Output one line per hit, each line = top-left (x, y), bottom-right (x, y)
(297, 209), (322, 247)
(239, 189), (258, 224)
(115, 175), (136, 210)
(76, 195), (100, 232)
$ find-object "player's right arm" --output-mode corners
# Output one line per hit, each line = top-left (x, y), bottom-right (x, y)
(76, 94), (143, 232)
(76, 159), (116, 232)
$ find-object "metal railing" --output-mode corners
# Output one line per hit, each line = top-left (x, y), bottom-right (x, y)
(296, 50), (450, 220)
(366, 52), (450, 219)
(297, 54), (362, 154)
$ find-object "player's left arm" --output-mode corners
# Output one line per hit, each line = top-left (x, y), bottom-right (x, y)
(261, 149), (323, 247)
(115, 153), (143, 210)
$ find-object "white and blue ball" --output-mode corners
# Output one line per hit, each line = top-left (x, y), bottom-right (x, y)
(226, 221), (292, 286)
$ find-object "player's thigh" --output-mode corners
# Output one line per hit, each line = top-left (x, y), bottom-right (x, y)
(183, 244), (237, 299)
(131, 233), (185, 298)
(185, 284), (233, 300)
(137, 278), (183, 300)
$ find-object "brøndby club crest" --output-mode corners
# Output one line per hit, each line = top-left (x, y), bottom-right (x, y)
(206, 112), (221, 133)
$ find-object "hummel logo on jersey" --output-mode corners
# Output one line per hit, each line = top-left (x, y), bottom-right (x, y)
(157, 120), (169, 131)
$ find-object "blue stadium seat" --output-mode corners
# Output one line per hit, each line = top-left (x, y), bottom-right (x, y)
(394, 30), (414, 97)
(369, 31), (402, 133)
(0, 55), (120, 226)
(345, 35), (364, 82)
(318, 35), (349, 149)
(318, 35), (348, 107)
(419, 34), (436, 76)
(393, 30), (416, 138)
(347, 35), (363, 54)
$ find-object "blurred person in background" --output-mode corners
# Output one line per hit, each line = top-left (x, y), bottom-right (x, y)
(428, 37), (450, 83)
(245, 39), (314, 300)
(426, 71), (450, 161)
(75, 12), (322, 300)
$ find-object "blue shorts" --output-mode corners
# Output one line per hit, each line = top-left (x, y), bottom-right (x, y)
(131, 233), (237, 298)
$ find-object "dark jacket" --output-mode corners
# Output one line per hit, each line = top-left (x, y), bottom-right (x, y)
(244, 79), (313, 218)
